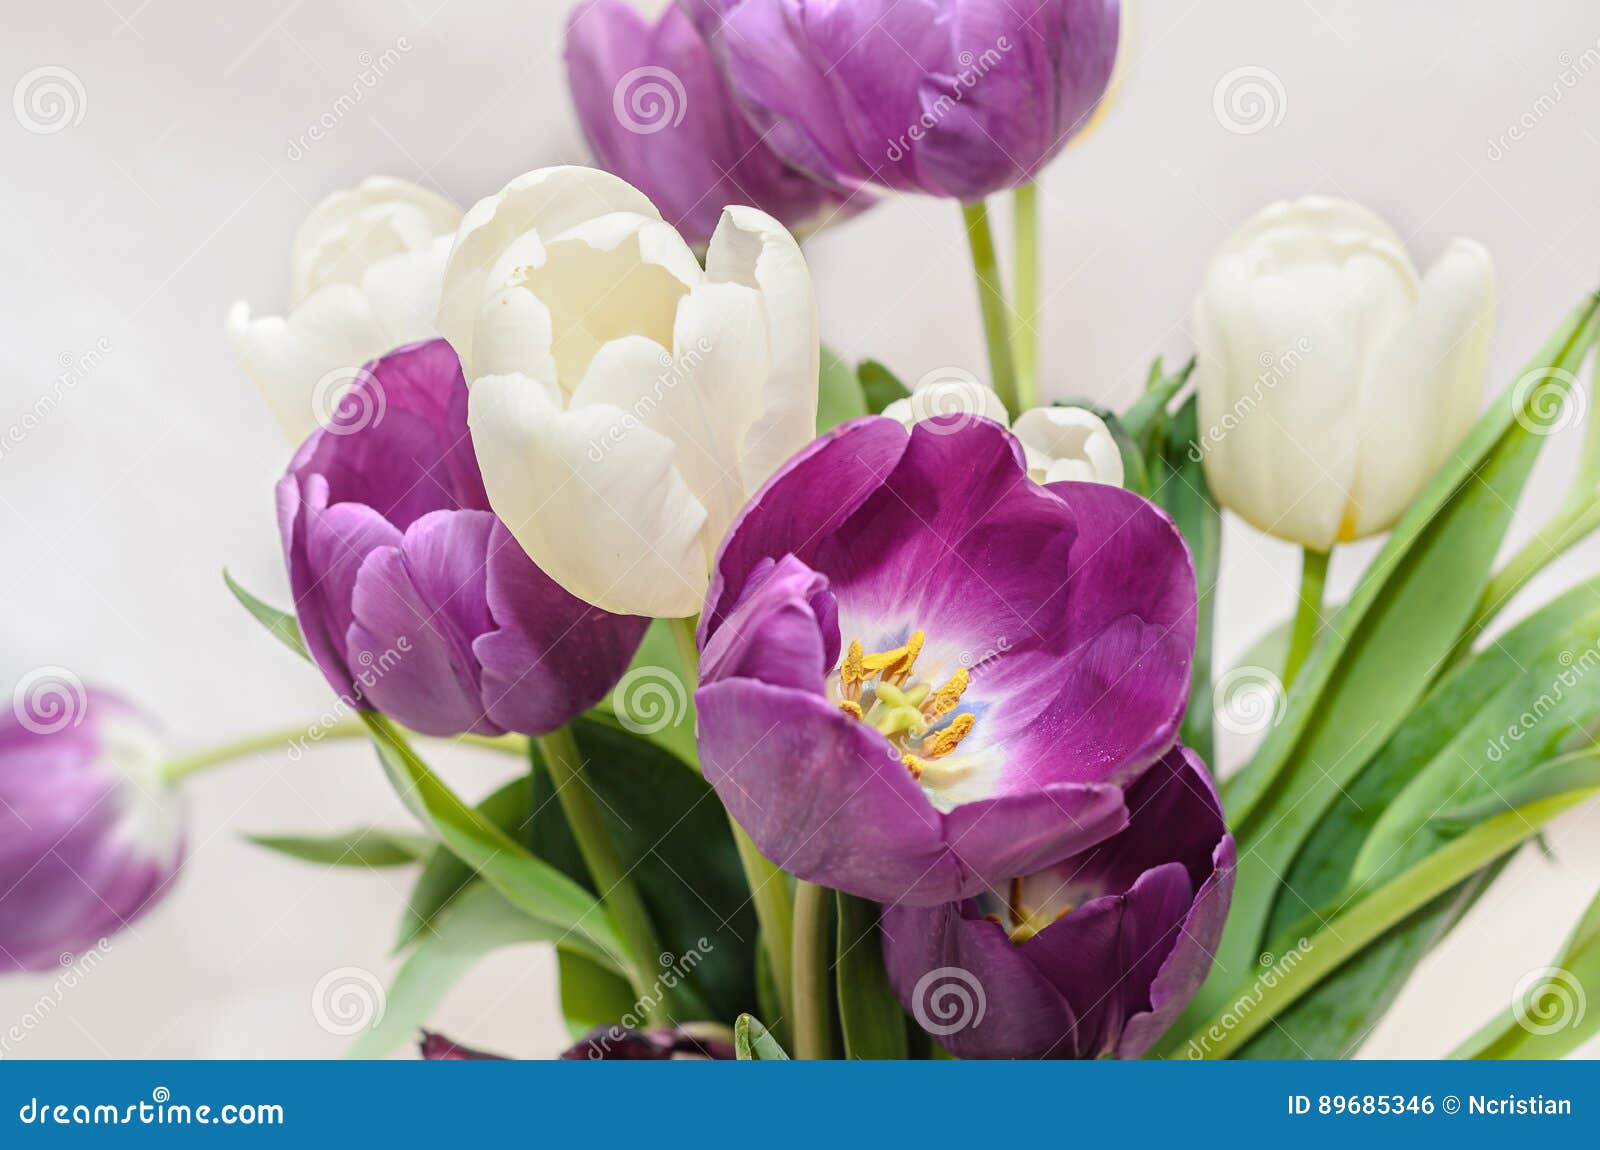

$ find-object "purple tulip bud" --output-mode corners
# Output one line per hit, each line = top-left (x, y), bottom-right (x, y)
(566, 0), (861, 245)
(559, 1023), (736, 1060)
(684, 0), (1120, 201)
(277, 339), (649, 738)
(418, 1031), (506, 1060)
(883, 746), (1235, 1059)
(0, 684), (183, 973)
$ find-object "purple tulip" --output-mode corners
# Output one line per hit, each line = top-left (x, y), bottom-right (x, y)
(684, 0), (1120, 201)
(277, 339), (649, 737)
(1, 686), (182, 972)
(566, 0), (860, 246)
(883, 746), (1234, 1059)
(695, 417), (1195, 905)
(418, 1031), (506, 1060)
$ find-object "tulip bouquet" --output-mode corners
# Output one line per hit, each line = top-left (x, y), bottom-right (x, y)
(13, 0), (1600, 1064)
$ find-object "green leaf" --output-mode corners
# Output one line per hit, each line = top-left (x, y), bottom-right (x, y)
(816, 345), (869, 432)
(1121, 355), (1193, 449)
(835, 893), (909, 1059)
(362, 714), (624, 972)
(1453, 882), (1600, 1059)
(1435, 748), (1600, 826)
(528, 718), (757, 1024)
(248, 828), (432, 868)
(1175, 786), (1599, 1058)
(223, 568), (308, 660)
(1148, 396), (1221, 765)
(557, 951), (638, 1041)
(395, 777), (531, 951)
(857, 359), (910, 414)
(734, 1014), (790, 1060)
(349, 884), (554, 1059)
(591, 619), (698, 766)
(1230, 580), (1600, 1057)
(1189, 296), (1600, 1025)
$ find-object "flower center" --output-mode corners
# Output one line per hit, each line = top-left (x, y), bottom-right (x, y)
(989, 877), (1075, 945)
(829, 629), (976, 785)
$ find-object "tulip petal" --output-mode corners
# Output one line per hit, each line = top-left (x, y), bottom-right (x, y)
(475, 522), (650, 736)
(468, 372), (709, 618)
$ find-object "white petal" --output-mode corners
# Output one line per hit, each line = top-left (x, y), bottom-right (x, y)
(1351, 239), (1495, 537)
(468, 372), (709, 618)
(358, 235), (454, 338)
(439, 167), (665, 374)
(228, 288), (393, 444)
(1012, 406), (1125, 487)
(704, 206), (819, 491)
(472, 285), (557, 383)
(1217, 195), (1404, 263)
(879, 397), (915, 428)
(291, 177), (460, 305)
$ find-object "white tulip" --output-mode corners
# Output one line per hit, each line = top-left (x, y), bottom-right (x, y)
(1193, 195), (1494, 550)
(228, 177), (462, 443)
(882, 375), (1124, 488)
(440, 166), (818, 619)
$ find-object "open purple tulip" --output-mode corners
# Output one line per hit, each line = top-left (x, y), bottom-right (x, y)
(684, 0), (1120, 200)
(883, 746), (1234, 1058)
(566, 0), (860, 246)
(278, 339), (649, 737)
(695, 417), (1195, 905)
(1, 686), (183, 972)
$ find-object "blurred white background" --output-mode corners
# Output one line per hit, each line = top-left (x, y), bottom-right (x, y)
(3, 0), (1600, 1058)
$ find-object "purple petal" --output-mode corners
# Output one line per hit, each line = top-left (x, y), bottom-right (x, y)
(419, 1031), (507, 1060)
(700, 555), (833, 694)
(701, 416), (908, 644)
(881, 901), (1078, 1060)
(475, 523), (649, 737)
(346, 510), (502, 737)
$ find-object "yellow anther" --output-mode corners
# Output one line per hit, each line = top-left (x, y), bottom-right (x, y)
(888, 629), (925, 684)
(923, 667), (969, 721)
(922, 713), (974, 759)
(841, 640), (865, 699)
(901, 753), (926, 781)
(838, 699), (863, 720)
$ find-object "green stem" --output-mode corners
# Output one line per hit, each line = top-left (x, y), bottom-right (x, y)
(961, 199), (1020, 415)
(538, 723), (670, 1025)
(1282, 547), (1330, 688)
(667, 614), (796, 1022)
(161, 717), (523, 785)
(792, 880), (834, 1059)
(1011, 182), (1040, 410)
(1179, 788), (1595, 1059)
